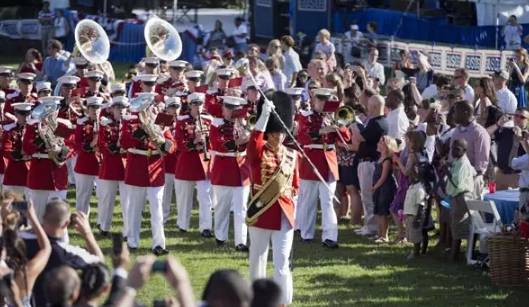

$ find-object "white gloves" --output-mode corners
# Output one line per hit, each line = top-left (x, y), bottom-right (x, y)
(254, 99), (275, 132)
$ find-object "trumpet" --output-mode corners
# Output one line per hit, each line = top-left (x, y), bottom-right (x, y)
(196, 114), (210, 161)
(245, 114), (257, 131)
(334, 105), (356, 127)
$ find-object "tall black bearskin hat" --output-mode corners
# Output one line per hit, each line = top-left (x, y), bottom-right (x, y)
(256, 90), (293, 134)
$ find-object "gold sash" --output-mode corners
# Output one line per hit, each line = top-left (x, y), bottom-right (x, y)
(246, 147), (296, 226)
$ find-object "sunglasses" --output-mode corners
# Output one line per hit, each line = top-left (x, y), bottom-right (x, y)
(316, 95), (330, 100)
(145, 63), (158, 67)
(142, 81), (156, 86)
(88, 105), (101, 109)
(514, 114), (528, 120)
(88, 77), (101, 82)
(63, 84), (76, 89)
(170, 67), (184, 71)
(38, 89), (51, 94)
(19, 79), (32, 84)
(218, 75), (230, 80)
(188, 77), (200, 82)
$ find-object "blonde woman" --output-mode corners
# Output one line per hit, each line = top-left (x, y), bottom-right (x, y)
(266, 39), (284, 69)
(313, 29), (336, 71)
(508, 47), (529, 108)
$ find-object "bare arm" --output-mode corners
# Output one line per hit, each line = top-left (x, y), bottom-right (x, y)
(372, 159), (392, 191)
(22, 202), (51, 290)
(72, 211), (104, 261)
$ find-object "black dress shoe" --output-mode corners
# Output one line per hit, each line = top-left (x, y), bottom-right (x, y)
(98, 226), (109, 237)
(322, 239), (339, 249)
(152, 246), (169, 256)
(201, 229), (213, 238)
(216, 239), (226, 247)
(235, 244), (249, 252)
(123, 236), (128, 242)
(178, 227), (188, 233)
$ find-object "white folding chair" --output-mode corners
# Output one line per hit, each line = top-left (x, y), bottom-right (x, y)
(465, 200), (503, 265)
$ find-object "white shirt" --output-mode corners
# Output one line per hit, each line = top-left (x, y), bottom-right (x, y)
(282, 48), (302, 85)
(271, 71), (287, 91)
(54, 16), (67, 37)
(496, 87), (518, 114)
(365, 61), (385, 85)
(345, 30), (363, 44)
(512, 154), (529, 188)
(463, 84), (475, 105)
(421, 84), (437, 100)
(232, 24), (248, 44)
(386, 105), (409, 142)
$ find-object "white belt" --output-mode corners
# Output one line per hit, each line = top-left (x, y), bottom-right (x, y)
(127, 148), (161, 156)
(211, 150), (246, 158)
(32, 153), (50, 159)
(304, 144), (335, 150)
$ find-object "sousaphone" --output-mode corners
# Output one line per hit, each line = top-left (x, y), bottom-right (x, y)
(74, 19), (110, 64)
(144, 16), (182, 62)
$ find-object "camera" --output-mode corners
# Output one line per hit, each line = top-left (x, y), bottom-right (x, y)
(151, 260), (167, 273)
(153, 299), (167, 307)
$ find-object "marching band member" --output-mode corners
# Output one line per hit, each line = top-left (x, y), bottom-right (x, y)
(296, 88), (349, 248)
(0, 91), (5, 187)
(110, 83), (127, 98)
(135, 74), (164, 105)
(209, 95), (251, 251)
(285, 87), (307, 113)
(36, 81), (52, 98)
(128, 57), (159, 98)
(173, 92), (213, 237)
(4, 73), (38, 116)
(97, 96), (130, 239)
(71, 56), (90, 91)
(120, 93), (175, 255)
(23, 96), (74, 219)
(247, 91), (298, 306)
(0, 66), (15, 95)
(2, 102), (32, 198)
(157, 60), (188, 95)
(210, 68), (235, 96)
(82, 70), (107, 99)
(185, 70), (204, 93)
(73, 96), (102, 217)
(161, 96), (180, 223)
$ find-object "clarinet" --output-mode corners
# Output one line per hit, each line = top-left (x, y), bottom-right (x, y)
(196, 114), (210, 161)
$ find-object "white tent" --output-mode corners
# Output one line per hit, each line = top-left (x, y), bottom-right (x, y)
(469, 0), (529, 26)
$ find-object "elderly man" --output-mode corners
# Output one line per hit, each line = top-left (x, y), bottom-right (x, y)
(351, 95), (388, 237)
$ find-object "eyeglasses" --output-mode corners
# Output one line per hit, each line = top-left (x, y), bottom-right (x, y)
(218, 75), (230, 80)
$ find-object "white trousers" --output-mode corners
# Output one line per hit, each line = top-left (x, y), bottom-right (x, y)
(358, 161), (377, 233)
(74, 172), (96, 216)
(126, 185), (165, 249)
(162, 173), (175, 223)
(298, 179), (338, 241)
(28, 189), (67, 220)
(2, 185), (29, 200)
(174, 179), (213, 231)
(213, 185), (250, 245)
(249, 214), (294, 305)
(66, 156), (77, 185)
(97, 179), (128, 234)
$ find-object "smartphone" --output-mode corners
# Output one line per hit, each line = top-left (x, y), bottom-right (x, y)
(112, 233), (123, 256)
(152, 260), (167, 273)
(12, 201), (28, 212)
(152, 300), (166, 307)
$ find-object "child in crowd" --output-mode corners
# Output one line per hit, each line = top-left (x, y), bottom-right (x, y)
(395, 130), (428, 260)
(372, 136), (399, 243)
(446, 139), (475, 261)
(390, 147), (410, 244)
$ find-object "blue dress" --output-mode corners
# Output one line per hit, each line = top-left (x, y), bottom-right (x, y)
(509, 65), (528, 108)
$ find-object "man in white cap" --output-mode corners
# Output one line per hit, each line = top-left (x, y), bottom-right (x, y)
(73, 96), (102, 220)
(23, 96), (74, 218)
(295, 87), (349, 249)
(185, 70), (204, 93)
(345, 24), (364, 59)
(120, 93), (175, 255)
(208, 95), (251, 251)
(158, 60), (188, 95)
(97, 96), (130, 240)
(173, 92), (214, 237)
(36, 81), (52, 98)
(160, 96), (180, 224)
(110, 83), (126, 98)
(128, 57), (159, 98)
(82, 70), (106, 99)
(4, 73), (38, 117)
(212, 68), (235, 96)
(2, 102), (32, 198)
(0, 67), (15, 95)
(285, 87), (306, 113)
(71, 57), (90, 88)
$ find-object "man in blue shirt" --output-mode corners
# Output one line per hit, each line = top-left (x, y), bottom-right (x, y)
(42, 39), (68, 87)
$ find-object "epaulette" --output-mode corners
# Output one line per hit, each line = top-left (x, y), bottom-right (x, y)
(76, 117), (88, 125)
(299, 109), (313, 117)
(6, 90), (20, 100)
(2, 122), (16, 132)
(200, 114), (213, 122)
(211, 117), (224, 127)
(100, 116), (113, 126)
(176, 115), (190, 121)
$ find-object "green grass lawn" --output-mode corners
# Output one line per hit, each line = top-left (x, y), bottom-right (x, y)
(2, 56), (529, 306)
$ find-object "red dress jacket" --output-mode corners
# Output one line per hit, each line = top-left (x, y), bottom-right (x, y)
(247, 131), (299, 230)
(209, 117), (250, 187)
(295, 110), (350, 182)
(2, 123), (29, 186)
(97, 116), (126, 181)
(120, 115), (175, 187)
(23, 122), (74, 190)
(74, 117), (100, 176)
(4, 91), (38, 118)
(173, 114), (210, 181)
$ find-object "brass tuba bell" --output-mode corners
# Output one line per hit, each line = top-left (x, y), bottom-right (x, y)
(144, 16), (182, 62)
(334, 105), (356, 126)
(74, 19), (110, 64)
